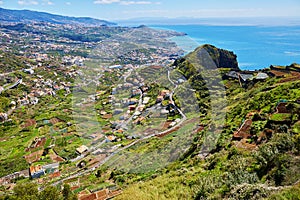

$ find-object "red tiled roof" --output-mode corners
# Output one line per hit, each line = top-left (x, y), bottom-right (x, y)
(79, 193), (97, 200)
(49, 171), (61, 178)
(95, 189), (108, 200)
(233, 119), (252, 140)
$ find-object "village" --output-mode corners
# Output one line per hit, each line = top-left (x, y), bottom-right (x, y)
(0, 21), (189, 199)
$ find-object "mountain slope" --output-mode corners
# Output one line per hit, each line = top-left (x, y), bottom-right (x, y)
(115, 46), (300, 199)
(0, 7), (115, 26)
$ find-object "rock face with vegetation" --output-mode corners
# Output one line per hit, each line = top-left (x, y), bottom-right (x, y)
(201, 44), (239, 70)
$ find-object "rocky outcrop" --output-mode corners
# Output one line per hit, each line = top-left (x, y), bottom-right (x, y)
(173, 44), (240, 79)
(199, 44), (239, 70)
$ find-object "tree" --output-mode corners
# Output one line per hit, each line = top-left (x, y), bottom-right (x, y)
(13, 182), (39, 200)
(62, 184), (77, 200)
(39, 186), (62, 200)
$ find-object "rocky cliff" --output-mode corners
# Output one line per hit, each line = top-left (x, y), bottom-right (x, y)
(197, 44), (239, 70)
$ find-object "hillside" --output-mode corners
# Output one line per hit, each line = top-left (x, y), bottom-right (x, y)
(115, 46), (300, 199)
(0, 7), (115, 26)
(0, 23), (299, 200)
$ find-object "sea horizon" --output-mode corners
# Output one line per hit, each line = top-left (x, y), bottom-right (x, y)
(151, 25), (300, 70)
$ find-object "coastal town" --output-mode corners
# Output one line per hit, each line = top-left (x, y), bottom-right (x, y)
(1, 8), (300, 200)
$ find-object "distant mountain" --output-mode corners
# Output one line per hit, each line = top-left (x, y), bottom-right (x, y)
(0, 7), (116, 26)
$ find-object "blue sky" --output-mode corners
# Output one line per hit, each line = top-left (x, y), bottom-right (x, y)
(0, 0), (300, 20)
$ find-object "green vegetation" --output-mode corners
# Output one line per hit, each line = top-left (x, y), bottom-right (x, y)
(113, 48), (300, 199)
(0, 21), (299, 200)
(0, 183), (77, 200)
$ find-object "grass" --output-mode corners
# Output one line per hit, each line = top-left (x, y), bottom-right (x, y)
(267, 184), (300, 200)
(293, 121), (300, 133)
(270, 113), (291, 122)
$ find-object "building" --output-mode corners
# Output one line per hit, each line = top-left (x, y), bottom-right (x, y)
(29, 165), (45, 179)
(239, 74), (254, 82)
(137, 105), (146, 112)
(256, 72), (269, 80)
(76, 145), (89, 155)
(106, 135), (117, 142)
(128, 105), (136, 111)
(0, 113), (8, 122)
(156, 96), (164, 103)
(128, 98), (138, 105)
(276, 102), (289, 113)
(143, 97), (150, 104)
(23, 68), (34, 74)
(233, 119), (252, 140)
(160, 90), (170, 97)
(108, 65), (123, 69)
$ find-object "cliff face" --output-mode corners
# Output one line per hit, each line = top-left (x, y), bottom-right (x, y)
(173, 44), (240, 80)
(200, 44), (239, 70)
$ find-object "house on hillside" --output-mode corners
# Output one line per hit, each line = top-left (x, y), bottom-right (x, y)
(106, 135), (117, 142)
(131, 89), (141, 97)
(0, 113), (8, 122)
(276, 102), (289, 113)
(23, 68), (34, 74)
(128, 105), (136, 111)
(160, 90), (170, 97)
(138, 105), (146, 112)
(0, 86), (4, 93)
(256, 72), (269, 80)
(113, 109), (123, 115)
(142, 97), (150, 104)
(78, 188), (122, 200)
(29, 165), (45, 179)
(233, 119), (252, 140)
(109, 65), (123, 69)
(76, 145), (89, 155)
(225, 71), (239, 79)
(276, 100), (290, 113)
(156, 96), (164, 103)
(140, 85), (149, 93)
(128, 98), (138, 105)
(239, 74), (254, 82)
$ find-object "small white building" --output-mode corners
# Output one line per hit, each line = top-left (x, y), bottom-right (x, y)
(76, 145), (89, 155)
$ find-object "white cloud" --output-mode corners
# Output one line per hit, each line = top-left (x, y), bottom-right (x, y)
(94, 0), (120, 4)
(18, 0), (39, 5)
(0, 1), (3, 5)
(66, 2), (71, 5)
(42, 0), (54, 5)
(120, 1), (151, 5)
(94, 0), (160, 5)
(17, 0), (54, 6)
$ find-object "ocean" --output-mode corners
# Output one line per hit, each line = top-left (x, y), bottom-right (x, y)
(152, 25), (300, 70)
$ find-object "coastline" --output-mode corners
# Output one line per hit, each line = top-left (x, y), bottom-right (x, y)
(151, 25), (300, 71)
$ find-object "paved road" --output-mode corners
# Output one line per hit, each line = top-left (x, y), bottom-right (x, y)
(167, 70), (196, 92)
(1, 78), (22, 93)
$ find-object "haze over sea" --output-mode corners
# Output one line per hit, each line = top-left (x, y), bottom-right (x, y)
(152, 25), (300, 70)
